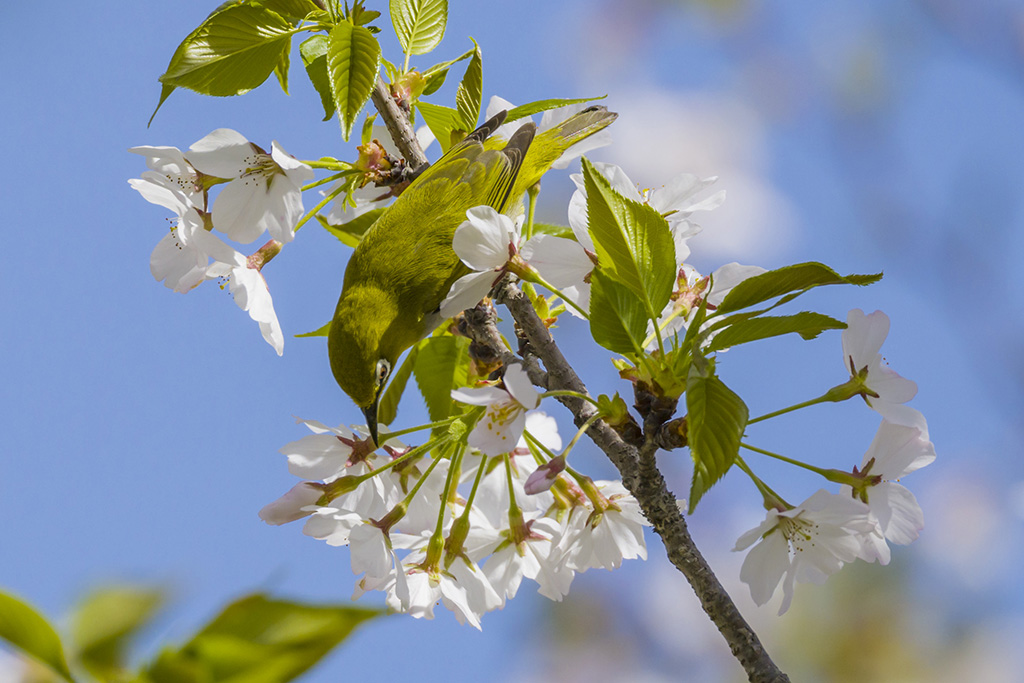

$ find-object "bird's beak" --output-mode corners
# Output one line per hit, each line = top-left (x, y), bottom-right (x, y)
(362, 393), (381, 447)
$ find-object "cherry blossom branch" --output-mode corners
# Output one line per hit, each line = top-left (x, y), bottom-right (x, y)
(368, 85), (790, 683)
(496, 280), (790, 683)
(370, 77), (428, 169)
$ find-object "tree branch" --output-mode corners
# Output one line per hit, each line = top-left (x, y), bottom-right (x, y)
(369, 82), (790, 683)
(497, 281), (790, 683)
(370, 77), (428, 169)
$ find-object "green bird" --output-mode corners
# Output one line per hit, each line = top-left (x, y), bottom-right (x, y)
(328, 105), (617, 443)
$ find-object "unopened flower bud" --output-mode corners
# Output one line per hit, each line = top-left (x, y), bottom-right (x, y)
(524, 455), (566, 494)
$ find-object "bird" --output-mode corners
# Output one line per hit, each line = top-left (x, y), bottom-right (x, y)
(328, 105), (617, 444)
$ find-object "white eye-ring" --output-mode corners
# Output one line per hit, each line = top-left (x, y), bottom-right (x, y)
(375, 359), (391, 387)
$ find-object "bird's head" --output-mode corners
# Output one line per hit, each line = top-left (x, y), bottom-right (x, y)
(328, 286), (401, 446)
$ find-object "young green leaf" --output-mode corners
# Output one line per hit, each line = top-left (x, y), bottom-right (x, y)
(582, 157), (675, 321)
(419, 46), (475, 96)
(703, 312), (846, 353)
(531, 222), (576, 240)
(415, 100), (463, 152)
(504, 95), (606, 123)
(455, 42), (483, 131)
(0, 590), (75, 682)
(589, 269), (648, 355)
(156, 4), (300, 100)
(327, 21), (382, 141)
(413, 335), (470, 422)
(300, 35), (335, 121)
(141, 594), (378, 683)
(378, 344), (420, 426)
(318, 206), (386, 247)
(685, 363), (748, 513)
(71, 586), (165, 682)
(390, 0), (448, 57)
(715, 262), (883, 314)
(256, 0), (320, 22)
(273, 42), (290, 94)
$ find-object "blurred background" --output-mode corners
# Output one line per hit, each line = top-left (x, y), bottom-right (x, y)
(3, 0), (1023, 680)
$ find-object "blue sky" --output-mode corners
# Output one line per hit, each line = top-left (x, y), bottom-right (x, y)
(3, 1), (1024, 681)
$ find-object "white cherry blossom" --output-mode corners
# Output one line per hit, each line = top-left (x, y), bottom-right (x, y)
(734, 489), (881, 615)
(186, 129), (313, 244)
(451, 365), (541, 456)
(842, 309), (920, 427)
(847, 420), (936, 564)
(191, 229), (284, 355)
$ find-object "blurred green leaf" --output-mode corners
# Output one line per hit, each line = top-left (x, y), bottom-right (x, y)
(141, 594), (378, 683)
(300, 35), (335, 121)
(589, 270), (647, 355)
(327, 21), (382, 141)
(686, 361), (748, 513)
(379, 344), (420, 426)
(454, 41), (482, 131)
(414, 335), (470, 423)
(504, 95), (606, 123)
(390, 0), (448, 57)
(531, 222), (576, 240)
(715, 262), (883, 314)
(0, 590), (75, 682)
(71, 586), (165, 682)
(156, 4), (300, 101)
(703, 312), (846, 352)
(582, 157), (675, 322)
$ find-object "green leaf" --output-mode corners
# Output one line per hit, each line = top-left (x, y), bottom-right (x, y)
(296, 321), (331, 337)
(142, 594), (378, 683)
(582, 157), (675, 320)
(273, 41), (290, 94)
(504, 95), (606, 123)
(71, 587), (165, 682)
(415, 100), (462, 152)
(300, 35), (335, 121)
(318, 206), (386, 247)
(685, 362), (748, 513)
(255, 0), (320, 22)
(157, 4), (300, 98)
(531, 222), (576, 240)
(413, 335), (470, 422)
(589, 270), (648, 355)
(454, 41), (482, 131)
(327, 21), (382, 141)
(419, 46), (474, 96)
(704, 312), (846, 353)
(390, 0), (448, 56)
(148, 83), (176, 127)
(0, 590), (75, 682)
(378, 345), (419, 426)
(715, 262), (883, 314)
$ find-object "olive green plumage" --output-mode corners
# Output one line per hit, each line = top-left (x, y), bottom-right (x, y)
(328, 106), (617, 441)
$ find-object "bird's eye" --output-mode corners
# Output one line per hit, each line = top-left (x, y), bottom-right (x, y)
(375, 359), (391, 386)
